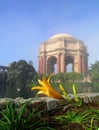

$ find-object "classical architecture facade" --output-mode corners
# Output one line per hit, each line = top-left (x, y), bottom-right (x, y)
(38, 33), (88, 76)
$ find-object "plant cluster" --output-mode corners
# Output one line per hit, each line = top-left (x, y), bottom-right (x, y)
(0, 74), (99, 130)
(31, 74), (99, 130)
(0, 100), (99, 130)
(31, 74), (82, 105)
(0, 100), (55, 130)
(55, 108), (99, 130)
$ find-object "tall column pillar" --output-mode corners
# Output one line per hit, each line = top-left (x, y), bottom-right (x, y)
(43, 56), (46, 74)
(78, 54), (81, 73)
(84, 55), (88, 76)
(82, 55), (85, 75)
(78, 54), (84, 74)
(57, 54), (60, 73)
(38, 59), (40, 73)
(61, 54), (65, 72)
(39, 57), (43, 74)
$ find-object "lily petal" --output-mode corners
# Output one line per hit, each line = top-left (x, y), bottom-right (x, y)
(31, 74), (64, 100)
(38, 79), (47, 88)
(37, 91), (48, 95)
(31, 86), (46, 91)
(47, 73), (53, 83)
(49, 88), (64, 99)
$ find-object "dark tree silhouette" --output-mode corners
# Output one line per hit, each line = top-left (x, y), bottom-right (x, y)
(7, 60), (37, 98)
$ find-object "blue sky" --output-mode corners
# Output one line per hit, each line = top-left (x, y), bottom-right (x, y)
(0, 0), (99, 71)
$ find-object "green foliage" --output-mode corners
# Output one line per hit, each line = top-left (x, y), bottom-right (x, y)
(0, 71), (7, 97)
(27, 74), (45, 97)
(55, 109), (98, 130)
(91, 109), (99, 126)
(0, 100), (55, 130)
(6, 60), (37, 98)
(59, 84), (82, 106)
(54, 72), (83, 83)
(48, 72), (84, 94)
(89, 60), (99, 82)
(0, 101), (28, 130)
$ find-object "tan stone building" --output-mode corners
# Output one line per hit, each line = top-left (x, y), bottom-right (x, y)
(38, 33), (88, 76)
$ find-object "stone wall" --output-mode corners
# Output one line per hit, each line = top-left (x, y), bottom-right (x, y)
(0, 93), (99, 111)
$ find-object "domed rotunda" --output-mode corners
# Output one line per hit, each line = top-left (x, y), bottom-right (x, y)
(38, 33), (88, 76)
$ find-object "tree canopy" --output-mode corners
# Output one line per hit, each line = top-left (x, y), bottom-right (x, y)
(54, 72), (82, 83)
(89, 61), (99, 82)
(6, 60), (37, 98)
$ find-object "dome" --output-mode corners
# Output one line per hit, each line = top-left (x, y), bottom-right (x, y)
(49, 33), (73, 40)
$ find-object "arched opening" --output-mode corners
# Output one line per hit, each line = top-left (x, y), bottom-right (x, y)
(47, 56), (57, 74)
(65, 56), (74, 73)
(67, 63), (72, 72)
(54, 64), (57, 73)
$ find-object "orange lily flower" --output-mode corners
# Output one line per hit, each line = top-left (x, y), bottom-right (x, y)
(31, 74), (64, 99)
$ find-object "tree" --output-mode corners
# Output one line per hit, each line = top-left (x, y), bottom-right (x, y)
(67, 72), (82, 82)
(0, 71), (7, 97)
(54, 72), (66, 83)
(6, 60), (37, 98)
(89, 61), (99, 82)
(54, 72), (82, 83)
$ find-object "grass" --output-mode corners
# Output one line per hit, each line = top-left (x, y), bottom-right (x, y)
(0, 99), (99, 130)
(55, 110), (95, 130)
(0, 100), (55, 130)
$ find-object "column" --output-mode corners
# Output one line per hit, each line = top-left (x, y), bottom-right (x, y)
(38, 59), (41, 73)
(39, 57), (43, 74)
(43, 56), (46, 74)
(57, 54), (60, 73)
(78, 54), (81, 73)
(61, 54), (65, 72)
(82, 55), (85, 75)
(84, 55), (88, 76)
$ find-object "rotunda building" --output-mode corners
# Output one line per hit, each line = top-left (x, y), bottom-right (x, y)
(38, 33), (88, 76)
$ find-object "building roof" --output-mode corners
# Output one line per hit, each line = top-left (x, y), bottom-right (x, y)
(49, 33), (73, 40)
